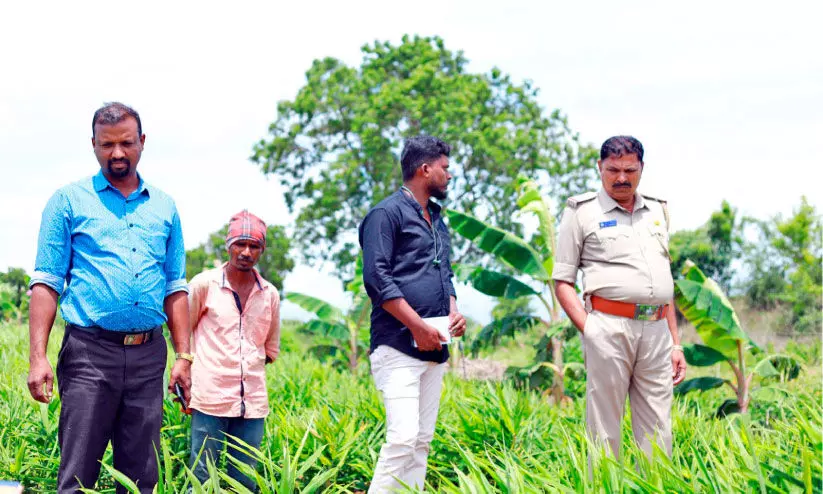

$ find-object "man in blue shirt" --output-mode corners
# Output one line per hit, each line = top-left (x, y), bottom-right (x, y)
(26, 102), (193, 494)
(359, 136), (467, 493)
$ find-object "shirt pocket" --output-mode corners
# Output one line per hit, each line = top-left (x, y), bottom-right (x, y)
(646, 224), (670, 259)
(247, 308), (272, 346)
(594, 225), (634, 260)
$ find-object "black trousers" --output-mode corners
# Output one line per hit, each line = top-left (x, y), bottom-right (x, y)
(56, 327), (167, 494)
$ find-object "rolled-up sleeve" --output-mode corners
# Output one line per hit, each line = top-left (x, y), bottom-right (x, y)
(30, 190), (72, 295)
(360, 208), (404, 307)
(552, 207), (582, 283)
(164, 205), (188, 296)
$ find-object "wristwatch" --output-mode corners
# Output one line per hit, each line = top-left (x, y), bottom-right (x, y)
(176, 352), (194, 363)
(672, 344), (684, 353)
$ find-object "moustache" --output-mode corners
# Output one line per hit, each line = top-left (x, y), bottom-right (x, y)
(108, 158), (131, 167)
(613, 183), (632, 188)
(238, 256), (254, 263)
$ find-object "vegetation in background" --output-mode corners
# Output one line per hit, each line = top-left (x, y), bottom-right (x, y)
(674, 260), (802, 416)
(251, 35), (597, 278)
(0, 321), (819, 492)
(448, 178), (583, 404)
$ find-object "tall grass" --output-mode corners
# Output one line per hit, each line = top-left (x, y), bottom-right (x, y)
(0, 321), (820, 492)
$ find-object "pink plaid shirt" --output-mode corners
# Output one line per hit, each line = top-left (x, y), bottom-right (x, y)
(188, 264), (280, 418)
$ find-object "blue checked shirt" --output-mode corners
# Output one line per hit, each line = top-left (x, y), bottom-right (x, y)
(30, 171), (188, 331)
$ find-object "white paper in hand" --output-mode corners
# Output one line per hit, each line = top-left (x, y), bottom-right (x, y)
(412, 316), (451, 348)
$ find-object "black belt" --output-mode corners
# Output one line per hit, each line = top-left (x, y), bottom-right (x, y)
(66, 324), (161, 346)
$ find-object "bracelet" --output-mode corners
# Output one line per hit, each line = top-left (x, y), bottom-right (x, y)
(672, 344), (684, 353)
(176, 352), (194, 363)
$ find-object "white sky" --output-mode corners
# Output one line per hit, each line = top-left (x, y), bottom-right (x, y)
(0, 0), (820, 324)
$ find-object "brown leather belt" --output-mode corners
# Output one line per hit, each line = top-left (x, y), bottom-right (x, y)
(67, 324), (160, 345)
(590, 296), (669, 321)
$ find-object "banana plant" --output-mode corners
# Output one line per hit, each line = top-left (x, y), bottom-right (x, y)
(673, 260), (802, 415)
(286, 257), (371, 371)
(445, 178), (576, 405)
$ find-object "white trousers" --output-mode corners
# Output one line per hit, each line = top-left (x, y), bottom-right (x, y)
(368, 345), (447, 493)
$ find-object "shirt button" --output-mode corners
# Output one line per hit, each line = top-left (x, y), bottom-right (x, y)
(132, 248), (136, 252)
(129, 223), (134, 228)
(135, 274), (139, 278)
(134, 302), (139, 306)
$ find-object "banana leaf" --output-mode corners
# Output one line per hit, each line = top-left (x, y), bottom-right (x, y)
(470, 315), (543, 356)
(299, 320), (350, 340)
(683, 344), (728, 367)
(516, 178), (556, 272)
(444, 209), (548, 281)
(285, 292), (343, 322)
(674, 376), (727, 396)
(453, 265), (539, 299)
(675, 260), (757, 358)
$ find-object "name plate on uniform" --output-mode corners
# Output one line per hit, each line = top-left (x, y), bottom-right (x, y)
(599, 220), (617, 228)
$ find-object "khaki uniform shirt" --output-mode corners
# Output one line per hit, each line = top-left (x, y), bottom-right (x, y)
(552, 189), (673, 305)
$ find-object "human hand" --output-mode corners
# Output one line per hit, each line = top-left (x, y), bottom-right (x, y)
(27, 356), (54, 403)
(672, 348), (687, 385)
(449, 311), (466, 337)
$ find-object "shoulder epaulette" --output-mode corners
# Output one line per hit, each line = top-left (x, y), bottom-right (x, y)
(566, 191), (598, 208)
(640, 193), (667, 203)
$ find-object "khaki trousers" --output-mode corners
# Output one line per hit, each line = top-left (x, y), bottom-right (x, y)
(583, 310), (673, 459)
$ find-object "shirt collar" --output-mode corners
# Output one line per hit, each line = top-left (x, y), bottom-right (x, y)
(397, 188), (443, 216)
(220, 263), (264, 291)
(93, 170), (149, 198)
(598, 188), (647, 214)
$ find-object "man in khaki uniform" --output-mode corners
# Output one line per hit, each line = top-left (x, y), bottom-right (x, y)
(553, 135), (687, 459)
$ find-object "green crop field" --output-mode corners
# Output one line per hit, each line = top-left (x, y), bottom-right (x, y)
(0, 321), (820, 493)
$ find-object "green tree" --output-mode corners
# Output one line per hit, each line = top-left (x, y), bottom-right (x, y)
(185, 225), (295, 291)
(0, 267), (30, 307)
(743, 197), (822, 333)
(669, 200), (739, 291)
(251, 35), (597, 277)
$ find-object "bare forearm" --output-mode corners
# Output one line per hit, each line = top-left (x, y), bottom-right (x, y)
(29, 285), (59, 362)
(555, 281), (587, 332)
(382, 298), (426, 332)
(449, 295), (458, 314)
(164, 291), (191, 353)
(666, 299), (680, 345)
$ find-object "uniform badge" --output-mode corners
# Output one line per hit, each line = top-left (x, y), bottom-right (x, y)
(599, 220), (617, 228)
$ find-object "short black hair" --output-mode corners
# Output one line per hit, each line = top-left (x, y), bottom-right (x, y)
(400, 136), (451, 181)
(600, 135), (644, 163)
(92, 102), (142, 138)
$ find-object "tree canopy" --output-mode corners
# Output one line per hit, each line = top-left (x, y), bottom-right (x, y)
(252, 35), (597, 277)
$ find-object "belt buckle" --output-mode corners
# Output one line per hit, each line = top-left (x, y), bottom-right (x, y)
(634, 304), (660, 321)
(123, 334), (143, 345)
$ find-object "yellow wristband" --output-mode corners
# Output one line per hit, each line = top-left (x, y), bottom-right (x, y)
(176, 352), (194, 363)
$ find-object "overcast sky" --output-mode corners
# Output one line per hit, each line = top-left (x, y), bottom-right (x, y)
(1, 0), (820, 323)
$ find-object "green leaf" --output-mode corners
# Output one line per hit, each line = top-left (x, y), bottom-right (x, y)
(675, 260), (756, 358)
(445, 210), (548, 281)
(752, 357), (780, 379)
(674, 376), (727, 396)
(715, 398), (741, 418)
(299, 320), (349, 340)
(285, 292), (343, 322)
(761, 354), (803, 381)
(453, 265), (539, 299)
(683, 344), (728, 367)
(470, 315), (543, 355)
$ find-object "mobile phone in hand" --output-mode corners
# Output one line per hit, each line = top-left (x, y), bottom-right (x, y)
(173, 382), (190, 414)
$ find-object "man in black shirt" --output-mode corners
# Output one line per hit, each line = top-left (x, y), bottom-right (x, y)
(359, 135), (466, 493)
